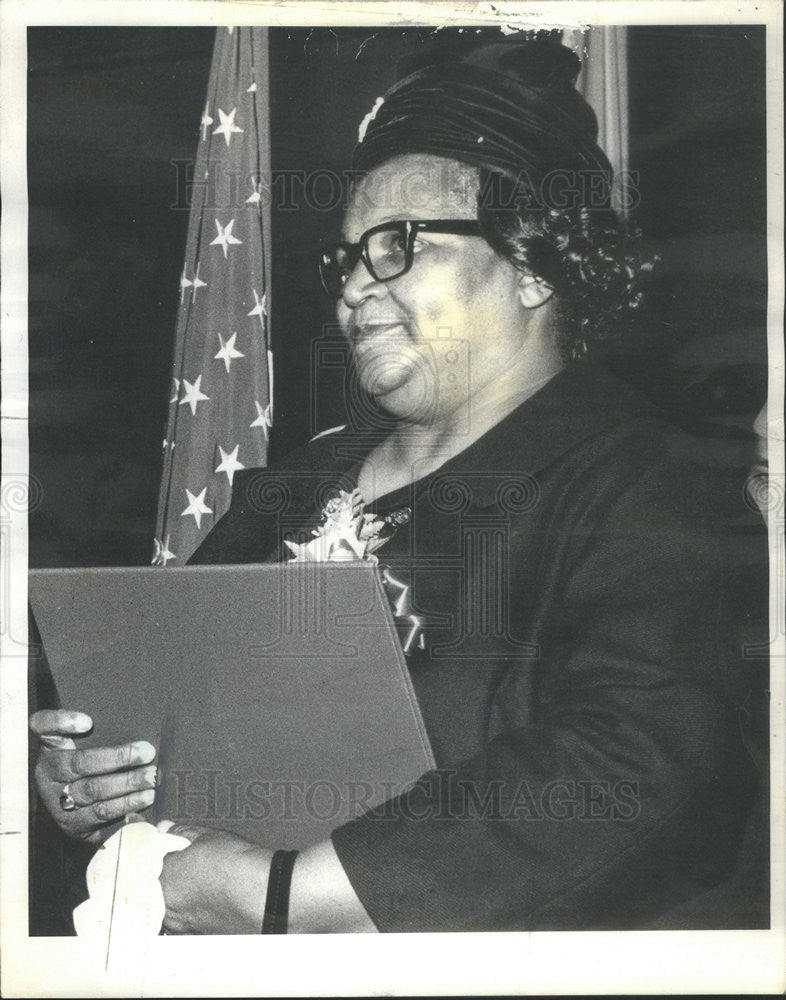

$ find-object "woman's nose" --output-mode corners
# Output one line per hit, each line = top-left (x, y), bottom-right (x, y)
(340, 256), (388, 310)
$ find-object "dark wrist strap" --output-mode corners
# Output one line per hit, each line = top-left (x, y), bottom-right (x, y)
(262, 849), (299, 934)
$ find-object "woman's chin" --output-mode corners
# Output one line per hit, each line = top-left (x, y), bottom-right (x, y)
(360, 363), (413, 398)
(353, 347), (439, 421)
(367, 375), (440, 425)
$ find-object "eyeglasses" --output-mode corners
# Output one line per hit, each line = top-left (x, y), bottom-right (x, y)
(318, 219), (482, 298)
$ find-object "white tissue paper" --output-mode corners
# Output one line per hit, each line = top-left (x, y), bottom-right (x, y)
(73, 820), (190, 940)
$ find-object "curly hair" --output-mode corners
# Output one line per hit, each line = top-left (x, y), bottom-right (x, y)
(475, 167), (658, 363)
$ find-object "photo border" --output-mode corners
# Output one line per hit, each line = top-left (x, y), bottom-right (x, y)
(2, 1), (784, 995)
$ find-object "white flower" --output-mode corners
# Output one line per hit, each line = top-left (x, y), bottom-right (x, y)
(284, 489), (389, 564)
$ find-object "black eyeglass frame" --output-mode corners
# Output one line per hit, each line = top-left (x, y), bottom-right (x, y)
(318, 219), (483, 297)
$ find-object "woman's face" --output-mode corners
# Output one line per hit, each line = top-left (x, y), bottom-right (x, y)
(337, 154), (528, 426)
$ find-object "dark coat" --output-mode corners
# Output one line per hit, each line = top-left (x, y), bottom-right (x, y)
(191, 361), (769, 931)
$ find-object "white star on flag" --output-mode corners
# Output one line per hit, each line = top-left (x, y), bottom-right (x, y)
(247, 81), (257, 92)
(200, 104), (214, 141)
(191, 266), (207, 300)
(169, 377), (181, 403)
(246, 179), (263, 208)
(213, 107), (243, 147)
(180, 268), (192, 303)
(151, 535), (177, 565)
(179, 374), (210, 415)
(247, 289), (266, 325)
(181, 487), (212, 528)
(159, 535), (176, 565)
(215, 444), (245, 486)
(250, 399), (272, 439)
(214, 332), (245, 372)
(210, 218), (242, 259)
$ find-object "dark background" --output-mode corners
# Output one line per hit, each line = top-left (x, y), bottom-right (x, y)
(26, 25), (768, 568)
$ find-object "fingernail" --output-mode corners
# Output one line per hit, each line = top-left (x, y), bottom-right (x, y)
(146, 766), (158, 787)
(139, 789), (155, 807)
(39, 735), (72, 750)
(133, 741), (156, 762)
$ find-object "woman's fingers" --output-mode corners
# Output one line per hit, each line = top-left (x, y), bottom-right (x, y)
(29, 710), (158, 841)
(158, 821), (208, 843)
(38, 734), (76, 750)
(29, 709), (93, 738)
(66, 764), (158, 809)
(41, 740), (156, 784)
(73, 788), (157, 830)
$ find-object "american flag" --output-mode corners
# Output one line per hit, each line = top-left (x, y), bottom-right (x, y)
(562, 27), (629, 215)
(153, 27), (272, 566)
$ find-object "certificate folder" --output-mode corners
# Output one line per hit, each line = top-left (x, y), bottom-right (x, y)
(28, 563), (435, 849)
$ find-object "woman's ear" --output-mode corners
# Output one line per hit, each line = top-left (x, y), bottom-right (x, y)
(517, 273), (554, 309)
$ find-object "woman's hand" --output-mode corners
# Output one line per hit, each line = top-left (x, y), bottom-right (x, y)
(160, 823), (378, 934)
(159, 823), (271, 934)
(29, 709), (157, 844)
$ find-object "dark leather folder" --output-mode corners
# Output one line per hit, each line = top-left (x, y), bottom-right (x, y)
(28, 563), (435, 849)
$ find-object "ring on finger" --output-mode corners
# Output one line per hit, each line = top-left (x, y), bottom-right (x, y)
(59, 783), (77, 812)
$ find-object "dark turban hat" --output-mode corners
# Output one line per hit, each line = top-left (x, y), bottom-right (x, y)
(352, 37), (614, 206)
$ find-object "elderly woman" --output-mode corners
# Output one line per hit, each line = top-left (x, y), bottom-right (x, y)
(30, 38), (763, 932)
